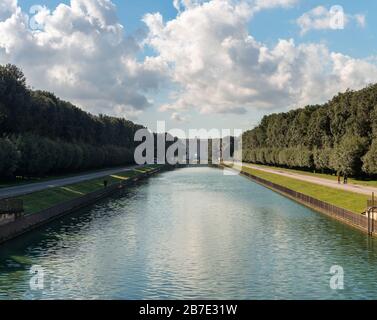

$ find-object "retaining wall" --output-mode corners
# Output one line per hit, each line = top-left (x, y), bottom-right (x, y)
(0, 166), (166, 244)
(224, 165), (372, 235)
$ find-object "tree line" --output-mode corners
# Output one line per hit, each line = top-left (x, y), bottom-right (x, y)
(0, 64), (142, 179)
(242, 84), (377, 177)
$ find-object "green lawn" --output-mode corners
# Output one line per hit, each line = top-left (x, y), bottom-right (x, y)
(249, 163), (377, 188)
(0, 164), (151, 189)
(19, 165), (161, 215)
(232, 165), (368, 214)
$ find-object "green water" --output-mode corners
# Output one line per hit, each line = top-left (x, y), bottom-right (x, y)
(0, 167), (377, 299)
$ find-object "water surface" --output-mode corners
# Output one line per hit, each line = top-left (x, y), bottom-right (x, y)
(0, 167), (377, 299)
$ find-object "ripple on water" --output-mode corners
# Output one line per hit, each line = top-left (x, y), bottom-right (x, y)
(1, 167), (377, 299)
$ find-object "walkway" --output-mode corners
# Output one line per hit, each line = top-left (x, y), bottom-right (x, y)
(0, 165), (140, 199)
(240, 163), (377, 197)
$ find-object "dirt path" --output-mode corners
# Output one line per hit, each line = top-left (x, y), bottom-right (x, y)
(241, 163), (377, 197)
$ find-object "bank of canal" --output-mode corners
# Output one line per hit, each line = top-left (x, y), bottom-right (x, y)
(0, 165), (166, 244)
(1, 167), (377, 299)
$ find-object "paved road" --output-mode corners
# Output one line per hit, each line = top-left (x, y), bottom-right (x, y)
(0, 165), (140, 200)
(241, 163), (377, 197)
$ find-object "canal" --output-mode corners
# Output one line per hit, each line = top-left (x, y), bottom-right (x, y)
(1, 167), (377, 299)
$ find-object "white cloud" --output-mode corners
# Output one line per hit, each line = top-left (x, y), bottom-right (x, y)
(0, 0), (18, 21)
(254, 0), (298, 10)
(172, 0), (299, 14)
(171, 112), (189, 122)
(0, 0), (168, 119)
(143, 0), (377, 116)
(173, 0), (181, 11)
(297, 6), (366, 35)
(0, 0), (375, 121)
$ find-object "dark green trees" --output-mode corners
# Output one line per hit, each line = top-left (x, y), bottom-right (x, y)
(329, 135), (368, 176)
(313, 147), (332, 173)
(0, 64), (144, 148)
(362, 140), (377, 175)
(0, 64), (141, 179)
(243, 84), (377, 177)
(0, 138), (19, 177)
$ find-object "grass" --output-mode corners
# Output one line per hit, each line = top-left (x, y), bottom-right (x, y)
(249, 163), (377, 188)
(0, 164), (144, 189)
(19, 165), (161, 215)
(231, 164), (369, 214)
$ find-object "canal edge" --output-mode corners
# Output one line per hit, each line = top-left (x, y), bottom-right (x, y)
(0, 165), (171, 245)
(219, 164), (372, 237)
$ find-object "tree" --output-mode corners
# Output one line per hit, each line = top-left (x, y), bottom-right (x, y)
(0, 64), (29, 134)
(313, 147), (332, 172)
(15, 135), (57, 176)
(294, 147), (313, 169)
(0, 138), (20, 177)
(330, 135), (368, 176)
(242, 82), (377, 177)
(0, 64), (155, 179)
(362, 140), (377, 175)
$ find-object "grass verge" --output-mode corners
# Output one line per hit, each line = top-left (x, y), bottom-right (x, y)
(18, 165), (161, 215)
(249, 163), (377, 188)
(0, 165), (145, 189)
(231, 165), (368, 214)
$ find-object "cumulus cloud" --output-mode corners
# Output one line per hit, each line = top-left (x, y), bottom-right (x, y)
(0, 0), (18, 21)
(297, 6), (366, 35)
(254, 0), (298, 10)
(0, 0), (168, 119)
(143, 0), (377, 116)
(173, 0), (203, 12)
(0, 0), (375, 121)
(172, 0), (298, 15)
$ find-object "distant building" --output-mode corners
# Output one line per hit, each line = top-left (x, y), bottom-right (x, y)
(197, 138), (201, 164)
(186, 138), (190, 164)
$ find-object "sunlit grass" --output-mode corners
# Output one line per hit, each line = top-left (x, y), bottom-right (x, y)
(19, 165), (162, 215)
(249, 163), (377, 188)
(232, 165), (368, 214)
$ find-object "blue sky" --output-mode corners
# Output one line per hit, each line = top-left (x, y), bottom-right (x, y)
(18, 0), (376, 57)
(251, 0), (376, 58)
(10, 1), (377, 136)
(18, 0), (178, 33)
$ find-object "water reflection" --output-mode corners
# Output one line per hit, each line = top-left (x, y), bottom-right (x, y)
(1, 167), (377, 299)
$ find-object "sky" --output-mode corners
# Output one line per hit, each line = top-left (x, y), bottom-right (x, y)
(1, 0), (377, 137)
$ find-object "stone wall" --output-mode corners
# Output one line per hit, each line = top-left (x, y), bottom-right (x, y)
(0, 166), (166, 244)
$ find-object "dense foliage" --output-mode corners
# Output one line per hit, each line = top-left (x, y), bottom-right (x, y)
(242, 85), (377, 177)
(0, 64), (141, 178)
